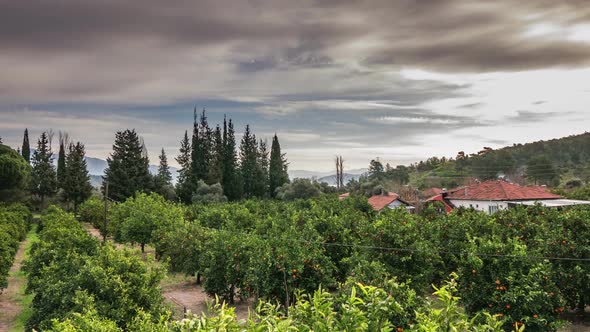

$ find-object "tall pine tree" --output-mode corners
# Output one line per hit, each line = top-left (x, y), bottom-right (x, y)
(103, 129), (152, 201)
(191, 108), (213, 185)
(176, 130), (193, 203)
(190, 108), (201, 185)
(56, 142), (66, 187)
(63, 142), (92, 212)
(155, 148), (175, 200)
(239, 125), (260, 198)
(30, 132), (57, 204)
(269, 134), (289, 197)
(252, 139), (269, 197)
(156, 148), (172, 185)
(21, 128), (30, 163)
(208, 124), (223, 185)
(222, 117), (242, 200)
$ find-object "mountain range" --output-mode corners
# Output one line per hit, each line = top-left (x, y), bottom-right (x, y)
(85, 156), (366, 188)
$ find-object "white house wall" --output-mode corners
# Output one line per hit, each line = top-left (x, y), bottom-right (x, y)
(449, 200), (508, 214)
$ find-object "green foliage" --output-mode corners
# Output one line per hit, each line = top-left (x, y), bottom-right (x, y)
(222, 117), (242, 200)
(191, 180), (227, 204)
(21, 128), (31, 163)
(0, 144), (31, 198)
(25, 206), (168, 330)
(269, 134), (289, 197)
(103, 129), (153, 201)
(527, 155), (559, 186)
(0, 203), (30, 290)
(191, 109), (213, 186)
(78, 197), (108, 234)
(154, 148), (176, 201)
(275, 178), (321, 200)
(369, 209), (442, 291)
(119, 276), (506, 331)
(175, 130), (193, 204)
(458, 237), (564, 331)
(62, 142), (93, 211)
(30, 132), (58, 203)
(111, 192), (184, 252)
(57, 142), (66, 187)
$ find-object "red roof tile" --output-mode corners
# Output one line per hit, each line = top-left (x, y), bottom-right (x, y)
(425, 194), (454, 213)
(445, 180), (561, 201)
(367, 192), (400, 211)
(422, 187), (443, 198)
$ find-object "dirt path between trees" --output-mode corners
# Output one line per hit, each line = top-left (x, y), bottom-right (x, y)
(162, 280), (253, 320)
(82, 222), (254, 321)
(0, 232), (31, 331)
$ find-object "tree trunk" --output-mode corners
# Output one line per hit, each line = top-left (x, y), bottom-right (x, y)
(229, 284), (235, 304)
(196, 272), (201, 285)
(141, 243), (145, 253)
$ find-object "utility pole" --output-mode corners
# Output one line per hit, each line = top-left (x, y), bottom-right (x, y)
(103, 181), (108, 244)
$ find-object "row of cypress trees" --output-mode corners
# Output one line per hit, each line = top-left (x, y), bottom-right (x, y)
(175, 109), (289, 202)
(102, 109), (289, 203)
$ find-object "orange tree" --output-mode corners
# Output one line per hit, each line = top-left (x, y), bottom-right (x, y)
(458, 236), (564, 331)
(540, 206), (590, 312)
(367, 208), (442, 292)
(0, 203), (30, 290)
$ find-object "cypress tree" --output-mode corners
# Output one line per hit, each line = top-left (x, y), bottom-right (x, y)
(190, 107), (201, 185)
(239, 125), (258, 198)
(222, 117), (242, 200)
(199, 109), (212, 180)
(253, 139), (270, 198)
(103, 129), (152, 201)
(63, 142), (92, 212)
(208, 124), (223, 185)
(56, 142), (66, 187)
(176, 130), (193, 203)
(269, 134), (289, 197)
(30, 132), (57, 204)
(22, 128), (30, 162)
(191, 109), (212, 183)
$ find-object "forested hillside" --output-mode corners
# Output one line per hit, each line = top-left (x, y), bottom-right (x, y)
(409, 132), (590, 189)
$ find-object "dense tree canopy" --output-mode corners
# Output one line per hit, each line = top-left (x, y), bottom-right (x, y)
(103, 129), (152, 201)
(30, 132), (57, 204)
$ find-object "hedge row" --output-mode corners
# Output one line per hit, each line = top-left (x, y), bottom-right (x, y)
(0, 203), (30, 290)
(23, 206), (168, 331)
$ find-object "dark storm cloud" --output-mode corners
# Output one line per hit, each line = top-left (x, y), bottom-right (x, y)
(2, 0), (590, 73)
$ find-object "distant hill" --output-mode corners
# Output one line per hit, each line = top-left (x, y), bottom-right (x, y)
(85, 156), (178, 188)
(316, 173), (365, 186)
(409, 132), (590, 189)
(289, 168), (367, 185)
(89, 175), (103, 188)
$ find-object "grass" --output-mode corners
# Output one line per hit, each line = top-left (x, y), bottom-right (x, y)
(8, 224), (38, 332)
(161, 272), (198, 290)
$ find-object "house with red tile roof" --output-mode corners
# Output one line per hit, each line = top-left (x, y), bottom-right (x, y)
(367, 192), (415, 213)
(441, 180), (585, 214)
(421, 187), (443, 199)
(424, 194), (454, 214)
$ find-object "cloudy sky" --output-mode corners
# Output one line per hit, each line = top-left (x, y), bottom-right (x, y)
(1, 0), (590, 171)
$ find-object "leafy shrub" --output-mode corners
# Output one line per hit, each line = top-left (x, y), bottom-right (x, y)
(78, 197), (107, 232)
(25, 206), (168, 331)
(0, 203), (30, 290)
(110, 192), (184, 252)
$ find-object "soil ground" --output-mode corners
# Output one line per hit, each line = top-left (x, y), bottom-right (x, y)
(0, 227), (35, 332)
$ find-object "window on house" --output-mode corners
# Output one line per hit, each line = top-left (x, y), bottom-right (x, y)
(489, 205), (499, 214)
